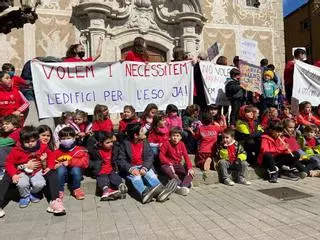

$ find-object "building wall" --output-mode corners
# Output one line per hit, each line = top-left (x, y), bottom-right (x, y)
(201, 0), (285, 76)
(284, 4), (310, 63)
(1, 0), (285, 76)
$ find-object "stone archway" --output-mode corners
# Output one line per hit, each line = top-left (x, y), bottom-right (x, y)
(71, 0), (206, 61)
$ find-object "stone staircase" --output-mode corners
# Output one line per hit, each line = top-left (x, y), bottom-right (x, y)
(80, 155), (263, 195)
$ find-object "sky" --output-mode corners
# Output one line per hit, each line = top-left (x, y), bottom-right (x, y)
(283, 0), (308, 16)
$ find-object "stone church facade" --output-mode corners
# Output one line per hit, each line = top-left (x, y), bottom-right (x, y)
(1, 0), (285, 74)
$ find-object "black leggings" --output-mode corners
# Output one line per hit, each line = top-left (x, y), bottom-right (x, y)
(0, 170), (60, 208)
(262, 152), (305, 172)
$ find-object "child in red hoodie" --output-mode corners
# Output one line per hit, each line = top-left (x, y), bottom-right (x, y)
(297, 101), (320, 127)
(159, 127), (195, 196)
(195, 112), (223, 170)
(148, 113), (169, 156)
(258, 121), (307, 183)
(92, 104), (113, 133)
(53, 127), (89, 200)
(5, 126), (54, 208)
(0, 71), (29, 121)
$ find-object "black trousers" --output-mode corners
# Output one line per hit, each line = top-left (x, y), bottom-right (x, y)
(0, 170), (60, 208)
(230, 100), (242, 126)
(96, 172), (122, 191)
(262, 152), (305, 172)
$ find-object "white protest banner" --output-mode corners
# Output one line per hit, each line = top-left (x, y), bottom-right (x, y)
(199, 61), (233, 106)
(31, 61), (194, 118)
(239, 38), (258, 64)
(293, 60), (320, 105)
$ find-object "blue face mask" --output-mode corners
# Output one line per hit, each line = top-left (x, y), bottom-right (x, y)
(8, 71), (15, 78)
(60, 139), (75, 148)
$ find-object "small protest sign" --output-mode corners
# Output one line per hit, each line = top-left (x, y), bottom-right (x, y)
(239, 61), (262, 94)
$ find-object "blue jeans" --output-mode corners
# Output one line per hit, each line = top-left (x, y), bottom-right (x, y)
(56, 166), (82, 191)
(126, 166), (160, 195)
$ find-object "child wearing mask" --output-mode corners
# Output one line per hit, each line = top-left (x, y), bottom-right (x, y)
(53, 127), (89, 200)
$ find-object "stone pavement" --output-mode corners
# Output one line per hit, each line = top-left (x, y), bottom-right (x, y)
(1, 178), (320, 240)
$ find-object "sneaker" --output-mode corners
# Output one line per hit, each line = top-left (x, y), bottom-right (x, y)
(118, 183), (128, 199)
(204, 158), (212, 171)
(223, 178), (235, 186)
(309, 170), (320, 177)
(238, 177), (251, 185)
(299, 172), (308, 179)
(141, 184), (162, 204)
(30, 193), (41, 203)
(268, 167), (279, 183)
(59, 191), (64, 200)
(0, 208), (5, 218)
(157, 179), (178, 202)
(0, 169), (4, 180)
(47, 198), (66, 216)
(19, 196), (30, 208)
(175, 186), (190, 196)
(73, 188), (85, 200)
(281, 171), (299, 181)
(100, 188), (121, 201)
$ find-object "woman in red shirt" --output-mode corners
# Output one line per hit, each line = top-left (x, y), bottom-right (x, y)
(124, 37), (148, 62)
(63, 37), (103, 62)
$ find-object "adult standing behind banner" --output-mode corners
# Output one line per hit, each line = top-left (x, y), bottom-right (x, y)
(284, 48), (306, 103)
(193, 52), (207, 111)
(125, 37), (149, 62)
(63, 37), (103, 62)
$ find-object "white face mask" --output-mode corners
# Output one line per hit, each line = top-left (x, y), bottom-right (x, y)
(60, 139), (75, 148)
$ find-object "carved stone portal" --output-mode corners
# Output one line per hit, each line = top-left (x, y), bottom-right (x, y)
(72, 0), (206, 61)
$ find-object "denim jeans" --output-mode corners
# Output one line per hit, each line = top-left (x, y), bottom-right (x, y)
(56, 166), (82, 191)
(126, 166), (160, 195)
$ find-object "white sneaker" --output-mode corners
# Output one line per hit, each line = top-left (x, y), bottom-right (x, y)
(223, 178), (235, 186)
(175, 186), (190, 196)
(0, 208), (5, 218)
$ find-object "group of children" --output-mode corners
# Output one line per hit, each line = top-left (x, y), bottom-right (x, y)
(2, 57), (320, 219)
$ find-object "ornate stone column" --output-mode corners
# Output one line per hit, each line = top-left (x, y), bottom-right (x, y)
(87, 13), (106, 59)
(176, 12), (206, 57)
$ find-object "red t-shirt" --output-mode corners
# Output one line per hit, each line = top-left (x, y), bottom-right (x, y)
(92, 119), (113, 133)
(125, 51), (146, 62)
(99, 149), (113, 175)
(284, 60), (295, 87)
(148, 127), (169, 145)
(63, 57), (94, 62)
(6, 128), (21, 143)
(306, 137), (317, 148)
(131, 142), (143, 166)
(314, 60), (320, 68)
(227, 143), (237, 163)
(195, 125), (222, 153)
